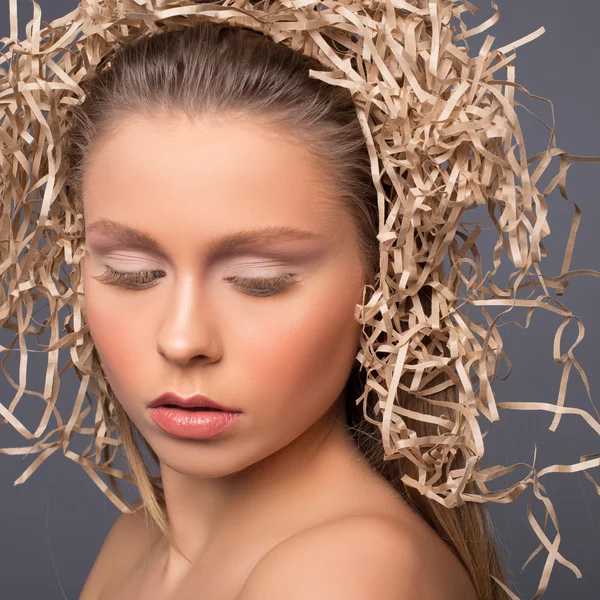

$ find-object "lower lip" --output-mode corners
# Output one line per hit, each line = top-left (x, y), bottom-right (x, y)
(149, 406), (243, 439)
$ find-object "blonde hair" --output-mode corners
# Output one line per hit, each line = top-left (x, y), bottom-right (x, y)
(2, 3), (598, 599)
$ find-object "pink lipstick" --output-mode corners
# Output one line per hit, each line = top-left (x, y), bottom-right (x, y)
(148, 392), (242, 439)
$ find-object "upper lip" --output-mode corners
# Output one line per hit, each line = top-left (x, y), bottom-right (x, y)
(148, 392), (238, 411)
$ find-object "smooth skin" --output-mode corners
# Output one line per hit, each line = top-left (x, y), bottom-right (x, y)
(79, 111), (478, 600)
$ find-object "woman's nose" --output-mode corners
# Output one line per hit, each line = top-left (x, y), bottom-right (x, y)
(155, 276), (222, 366)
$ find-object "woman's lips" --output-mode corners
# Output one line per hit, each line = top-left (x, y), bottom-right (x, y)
(163, 405), (221, 411)
(148, 392), (237, 411)
(148, 405), (243, 439)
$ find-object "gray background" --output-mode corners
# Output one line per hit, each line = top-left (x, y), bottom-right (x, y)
(1, 1), (599, 598)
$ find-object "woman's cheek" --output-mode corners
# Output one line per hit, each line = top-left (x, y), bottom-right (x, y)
(84, 282), (138, 390)
(235, 301), (354, 411)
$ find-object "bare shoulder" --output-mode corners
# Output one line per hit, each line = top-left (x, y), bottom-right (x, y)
(79, 509), (160, 600)
(237, 514), (477, 600)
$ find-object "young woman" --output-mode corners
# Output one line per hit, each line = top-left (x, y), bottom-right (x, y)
(73, 20), (487, 598)
(1, 2), (597, 599)
(76, 99), (482, 600)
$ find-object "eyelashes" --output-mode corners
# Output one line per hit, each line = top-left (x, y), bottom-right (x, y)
(91, 266), (299, 297)
(93, 267), (163, 288)
(224, 273), (298, 297)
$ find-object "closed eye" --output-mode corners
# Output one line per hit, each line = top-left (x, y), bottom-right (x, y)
(224, 273), (298, 297)
(91, 266), (299, 297)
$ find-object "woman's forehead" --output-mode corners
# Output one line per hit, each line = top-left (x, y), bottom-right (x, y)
(82, 113), (340, 221)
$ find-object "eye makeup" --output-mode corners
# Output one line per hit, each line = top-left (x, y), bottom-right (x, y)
(92, 265), (301, 297)
(84, 221), (330, 264)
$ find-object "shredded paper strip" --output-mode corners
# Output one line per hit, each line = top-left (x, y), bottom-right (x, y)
(0, 1), (599, 597)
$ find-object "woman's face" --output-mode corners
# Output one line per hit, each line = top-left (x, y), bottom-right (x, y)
(82, 112), (368, 477)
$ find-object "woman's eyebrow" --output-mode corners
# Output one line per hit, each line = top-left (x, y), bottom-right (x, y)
(85, 218), (327, 259)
